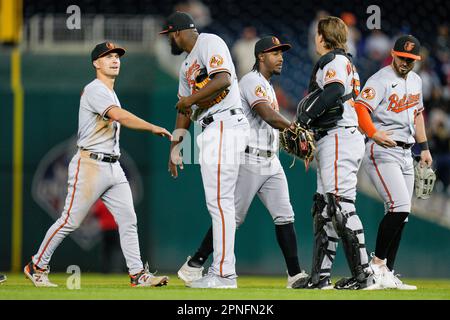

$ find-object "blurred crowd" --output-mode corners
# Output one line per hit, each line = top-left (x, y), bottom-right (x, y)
(25, 0), (449, 193)
(226, 11), (450, 194)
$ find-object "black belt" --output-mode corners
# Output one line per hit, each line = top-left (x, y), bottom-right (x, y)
(313, 126), (357, 141)
(89, 152), (119, 163)
(335, 196), (355, 204)
(395, 141), (414, 149)
(364, 139), (414, 149)
(245, 146), (273, 158)
(201, 108), (244, 129)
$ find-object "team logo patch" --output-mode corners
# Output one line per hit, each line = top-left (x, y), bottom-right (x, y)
(404, 41), (415, 52)
(325, 69), (336, 80)
(361, 87), (376, 100)
(106, 42), (115, 49)
(272, 37), (280, 45)
(255, 85), (267, 98)
(209, 55), (224, 68)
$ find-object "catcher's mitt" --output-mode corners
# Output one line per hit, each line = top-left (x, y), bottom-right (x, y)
(414, 160), (436, 199)
(280, 122), (315, 169)
(194, 68), (229, 109)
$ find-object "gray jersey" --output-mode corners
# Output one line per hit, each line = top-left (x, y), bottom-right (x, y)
(355, 65), (424, 144)
(312, 55), (369, 278)
(178, 33), (242, 123)
(315, 54), (360, 127)
(77, 79), (121, 156)
(32, 80), (146, 276)
(239, 70), (279, 153)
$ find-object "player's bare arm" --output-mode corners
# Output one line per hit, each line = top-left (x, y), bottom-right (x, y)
(414, 111), (432, 167)
(106, 107), (172, 139)
(176, 72), (231, 113)
(253, 102), (291, 130)
(168, 112), (191, 178)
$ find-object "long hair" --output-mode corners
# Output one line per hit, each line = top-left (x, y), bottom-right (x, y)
(317, 16), (348, 51)
(252, 57), (260, 72)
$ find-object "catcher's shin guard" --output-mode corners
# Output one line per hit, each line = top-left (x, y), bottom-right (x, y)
(326, 193), (369, 282)
(310, 193), (339, 284)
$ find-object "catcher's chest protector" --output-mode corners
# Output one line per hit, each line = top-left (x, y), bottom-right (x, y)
(304, 49), (359, 130)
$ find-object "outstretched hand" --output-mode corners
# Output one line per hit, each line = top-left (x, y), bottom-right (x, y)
(151, 125), (172, 140)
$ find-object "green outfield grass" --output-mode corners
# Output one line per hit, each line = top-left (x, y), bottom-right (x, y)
(1, 273), (449, 300)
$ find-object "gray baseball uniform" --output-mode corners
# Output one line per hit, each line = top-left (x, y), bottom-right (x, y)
(32, 79), (144, 275)
(313, 54), (369, 277)
(357, 65), (424, 214)
(235, 70), (294, 226)
(315, 55), (364, 200)
(178, 33), (249, 278)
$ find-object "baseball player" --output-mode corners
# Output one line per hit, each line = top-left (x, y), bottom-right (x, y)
(176, 36), (309, 288)
(24, 42), (171, 288)
(0, 274), (6, 284)
(292, 16), (380, 290)
(355, 35), (432, 290)
(161, 12), (250, 289)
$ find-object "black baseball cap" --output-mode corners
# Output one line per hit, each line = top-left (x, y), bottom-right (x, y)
(91, 41), (125, 61)
(254, 36), (292, 57)
(392, 35), (421, 60)
(159, 11), (196, 34)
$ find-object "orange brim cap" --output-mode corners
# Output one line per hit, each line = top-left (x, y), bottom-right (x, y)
(392, 50), (421, 60)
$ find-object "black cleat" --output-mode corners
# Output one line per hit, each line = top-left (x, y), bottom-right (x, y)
(335, 277), (357, 289)
(335, 274), (381, 290)
(292, 275), (334, 290)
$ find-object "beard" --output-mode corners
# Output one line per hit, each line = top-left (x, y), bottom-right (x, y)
(393, 60), (413, 76)
(170, 38), (184, 55)
(273, 68), (282, 75)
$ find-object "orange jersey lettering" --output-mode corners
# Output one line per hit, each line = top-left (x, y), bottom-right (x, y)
(387, 93), (420, 113)
(185, 59), (201, 93)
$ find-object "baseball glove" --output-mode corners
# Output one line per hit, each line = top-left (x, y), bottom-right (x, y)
(414, 160), (436, 199)
(280, 122), (315, 169)
(194, 69), (229, 109)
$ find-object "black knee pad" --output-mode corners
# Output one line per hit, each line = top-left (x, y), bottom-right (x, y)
(312, 194), (327, 234)
(312, 193), (326, 217)
(326, 193), (358, 236)
(325, 193), (342, 218)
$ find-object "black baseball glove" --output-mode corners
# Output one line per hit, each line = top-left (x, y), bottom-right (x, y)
(280, 122), (315, 168)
